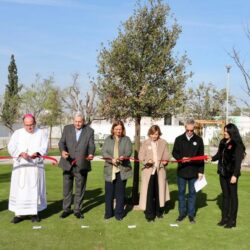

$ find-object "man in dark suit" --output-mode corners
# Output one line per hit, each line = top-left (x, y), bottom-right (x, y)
(172, 118), (204, 224)
(58, 112), (95, 219)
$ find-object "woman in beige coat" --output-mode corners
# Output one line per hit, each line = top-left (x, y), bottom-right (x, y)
(139, 125), (170, 222)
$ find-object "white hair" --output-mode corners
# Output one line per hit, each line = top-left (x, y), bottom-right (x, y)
(74, 111), (85, 120)
(185, 118), (195, 126)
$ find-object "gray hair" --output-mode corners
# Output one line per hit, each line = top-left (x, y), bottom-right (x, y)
(74, 111), (85, 120)
(185, 118), (195, 126)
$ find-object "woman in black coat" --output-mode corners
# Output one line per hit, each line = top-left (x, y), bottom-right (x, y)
(211, 123), (245, 229)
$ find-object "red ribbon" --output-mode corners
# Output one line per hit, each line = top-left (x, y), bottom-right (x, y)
(1, 154), (206, 166)
(40, 156), (58, 165)
(0, 156), (13, 161)
(168, 155), (209, 163)
(70, 155), (209, 166)
(0, 155), (58, 165)
(101, 155), (209, 163)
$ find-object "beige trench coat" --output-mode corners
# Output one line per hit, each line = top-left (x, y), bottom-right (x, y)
(139, 138), (170, 210)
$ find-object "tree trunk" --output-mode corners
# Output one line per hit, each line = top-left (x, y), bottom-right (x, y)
(132, 116), (141, 205)
(49, 125), (52, 149)
(5, 123), (14, 133)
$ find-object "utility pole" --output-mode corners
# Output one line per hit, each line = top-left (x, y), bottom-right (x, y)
(225, 65), (231, 124)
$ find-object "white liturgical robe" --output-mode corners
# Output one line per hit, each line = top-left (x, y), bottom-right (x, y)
(8, 128), (48, 216)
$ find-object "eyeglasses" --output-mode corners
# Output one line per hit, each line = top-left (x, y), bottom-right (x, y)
(186, 129), (194, 132)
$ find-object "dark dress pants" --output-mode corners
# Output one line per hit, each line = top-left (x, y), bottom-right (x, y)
(63, 168), (88, 213)
(145, 172), (163, 220)
(219, 175), (238, 223)
(105, 173), (126, 219)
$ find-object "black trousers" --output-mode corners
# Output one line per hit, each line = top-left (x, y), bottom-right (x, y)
(105, 173), (126, 219)
(219, 175), (238, 222)
(63, 168), (88, 213)
(145, 173), (163, 220)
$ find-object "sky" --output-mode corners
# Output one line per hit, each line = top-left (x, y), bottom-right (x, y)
(0, 0), (250, 104)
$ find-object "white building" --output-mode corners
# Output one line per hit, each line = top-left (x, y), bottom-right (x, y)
(91, 116), (184, 144)
(1, 115), (250, 147)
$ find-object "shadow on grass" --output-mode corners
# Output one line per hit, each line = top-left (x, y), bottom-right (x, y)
(164, 190), (178, 214)
(164, 191), (208, 216)
(0, 172), (11, 183)
(164, 188), (208, 215)
(196, 191), (208, 212)
(40, 199), (63, 219)
(164, 190), (207, 214)
(39, 188), (107, 218)
(216, 193), (222, 210)
(0, 199), (8, 212)
(82, 188), (105, 214)
(40, 188), (105, 219)
(82, 186), (134, 218)
(124, 187), (134, 217)
(166, 167), (177, 185)
(207, 193), (222, 211)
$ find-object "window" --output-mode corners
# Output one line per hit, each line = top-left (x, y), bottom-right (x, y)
(164, 114), (172, 125)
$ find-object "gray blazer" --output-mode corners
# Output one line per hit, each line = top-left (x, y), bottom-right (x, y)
(58, 124), (95, 171)
(102, 135), (132, 182)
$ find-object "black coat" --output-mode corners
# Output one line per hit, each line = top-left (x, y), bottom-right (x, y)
(212, 138), (244, 177)
(172, 133), (204, 178)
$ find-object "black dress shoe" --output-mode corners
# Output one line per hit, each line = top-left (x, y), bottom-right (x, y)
(31, 215), (41, 223)
(157, 214), (164, 219)
(60, 211), (72, 219)
(11, 216), (23, 224)
(104, 216), (112, 220)
(176, 215), (186, 222)
(74, 212), (84, 219)
(115, 217), (123, 221)
(188, 216), (196, 224)
(146, 218), (155, 222)
(217, 219), (228, 226)
(224, 221), (236, 229)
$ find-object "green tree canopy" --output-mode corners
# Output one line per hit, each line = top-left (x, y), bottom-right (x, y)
(97, 0), (191, 203)
(21, 74), (54, 121)
(97, 0), (190, 119)
(39, 79), (62, 148)
(184, 82), (237, 120)
(1, 54), (22, 132)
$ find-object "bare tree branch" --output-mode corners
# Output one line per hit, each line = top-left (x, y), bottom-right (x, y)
(243, 24), (250, 40)
(61, 73), (85, 115)
(230, 46), (250, 107)
(61, 74), (98, 123)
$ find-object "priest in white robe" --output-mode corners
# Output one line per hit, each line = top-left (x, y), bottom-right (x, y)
(8, 114), (48, 223)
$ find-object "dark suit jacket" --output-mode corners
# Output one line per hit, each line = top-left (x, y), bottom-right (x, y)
(58, 124), (95, 171)
(172, 133), (204, 178)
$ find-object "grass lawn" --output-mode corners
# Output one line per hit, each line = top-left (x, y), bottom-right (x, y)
(0, 162), (250, 250)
